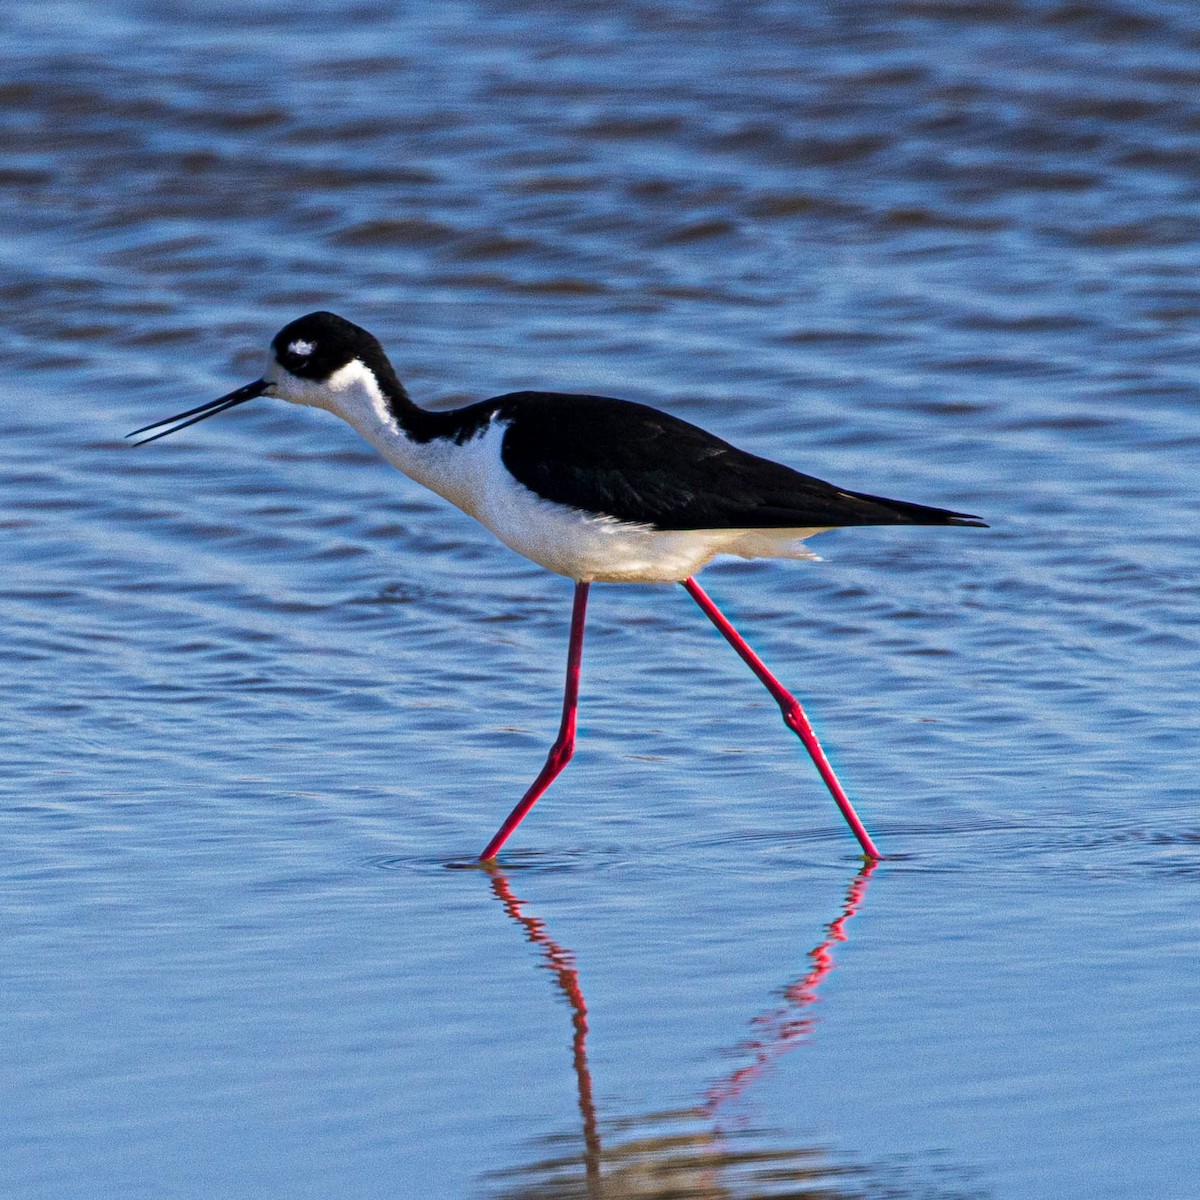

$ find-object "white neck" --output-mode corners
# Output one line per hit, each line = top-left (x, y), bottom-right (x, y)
(276, 358), (494, 518)
(279, 359), (427, 475)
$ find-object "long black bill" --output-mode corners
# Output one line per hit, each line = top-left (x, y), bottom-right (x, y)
(126, 379), (270, 446)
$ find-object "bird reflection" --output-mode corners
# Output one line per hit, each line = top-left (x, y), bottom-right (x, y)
(482, 862), (886, 1200)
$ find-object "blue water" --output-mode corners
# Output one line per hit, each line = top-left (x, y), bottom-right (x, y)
(2, 1), (1199, 1196)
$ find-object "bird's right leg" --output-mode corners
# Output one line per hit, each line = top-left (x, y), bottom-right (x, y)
(479, 580), (590, 861)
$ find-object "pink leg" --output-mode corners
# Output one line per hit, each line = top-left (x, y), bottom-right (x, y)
(682, 577), (881, 860)
(479, 581), (590, 861)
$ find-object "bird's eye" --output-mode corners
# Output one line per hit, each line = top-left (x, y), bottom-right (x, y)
(288, 339), (315, 358)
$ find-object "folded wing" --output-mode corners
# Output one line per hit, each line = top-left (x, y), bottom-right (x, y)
(495, 392), (986, 531)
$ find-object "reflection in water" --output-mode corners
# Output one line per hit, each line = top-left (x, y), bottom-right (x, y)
(702, 863), (875, 1118)
(481, 865), (974, 1200)
(488, 870), (602, 1191)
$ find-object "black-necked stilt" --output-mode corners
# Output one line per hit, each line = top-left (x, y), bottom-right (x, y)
(129, 310), (986, 861)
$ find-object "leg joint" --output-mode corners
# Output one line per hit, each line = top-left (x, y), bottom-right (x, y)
(547, 737), (575, 770)
(779, 697), (810, 737)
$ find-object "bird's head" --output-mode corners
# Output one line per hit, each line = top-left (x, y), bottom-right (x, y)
(127, 311), (399, 444)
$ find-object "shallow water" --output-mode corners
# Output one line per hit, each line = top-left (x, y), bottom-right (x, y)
(2, 1), (1199, 1196)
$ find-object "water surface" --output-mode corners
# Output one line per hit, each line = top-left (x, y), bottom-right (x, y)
(1, 2), (1198, 1196)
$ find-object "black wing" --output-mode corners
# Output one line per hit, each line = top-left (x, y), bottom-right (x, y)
(493, 392), (986, 531)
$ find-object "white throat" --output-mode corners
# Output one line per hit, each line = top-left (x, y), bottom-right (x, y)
(270, 357), (497, 519)
(272, 357), (416, 458)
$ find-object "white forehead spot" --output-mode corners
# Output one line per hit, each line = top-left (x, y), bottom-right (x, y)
(288, 338), (315, 357)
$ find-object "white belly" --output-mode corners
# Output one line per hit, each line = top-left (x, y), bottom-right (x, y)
(482, 499), (827, 583)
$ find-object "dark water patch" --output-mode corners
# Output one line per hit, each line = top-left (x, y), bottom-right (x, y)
(709, 125), (889, 168)
(951, 309), (1093, 334)
(455, 232), (547, 261)
(1041, 0), (1165, 41)
(580, 114), (688, 140)
(331, 216), (459, 249)
(744, 190), (862, 220)
(653, 218), (739, 245)
(510, 173), (600, 195)
(1064, 217), (1200, 248)
(445, 272), (612, 296)
(878, 205), (1008, 232)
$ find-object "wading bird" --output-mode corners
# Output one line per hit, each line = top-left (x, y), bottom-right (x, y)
(130, 311), (985, 860)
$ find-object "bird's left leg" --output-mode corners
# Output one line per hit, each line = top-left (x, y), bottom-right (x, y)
(479, 581), (590, 860)
(681, 576), (881, 860)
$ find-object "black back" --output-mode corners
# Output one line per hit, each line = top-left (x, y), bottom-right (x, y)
(490, 392), (985, 531)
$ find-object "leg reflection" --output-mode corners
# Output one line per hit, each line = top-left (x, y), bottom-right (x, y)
(480, 862), (881, 1199)
(486, 867), (602, 1194)
(702, 860), (877, 1117)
